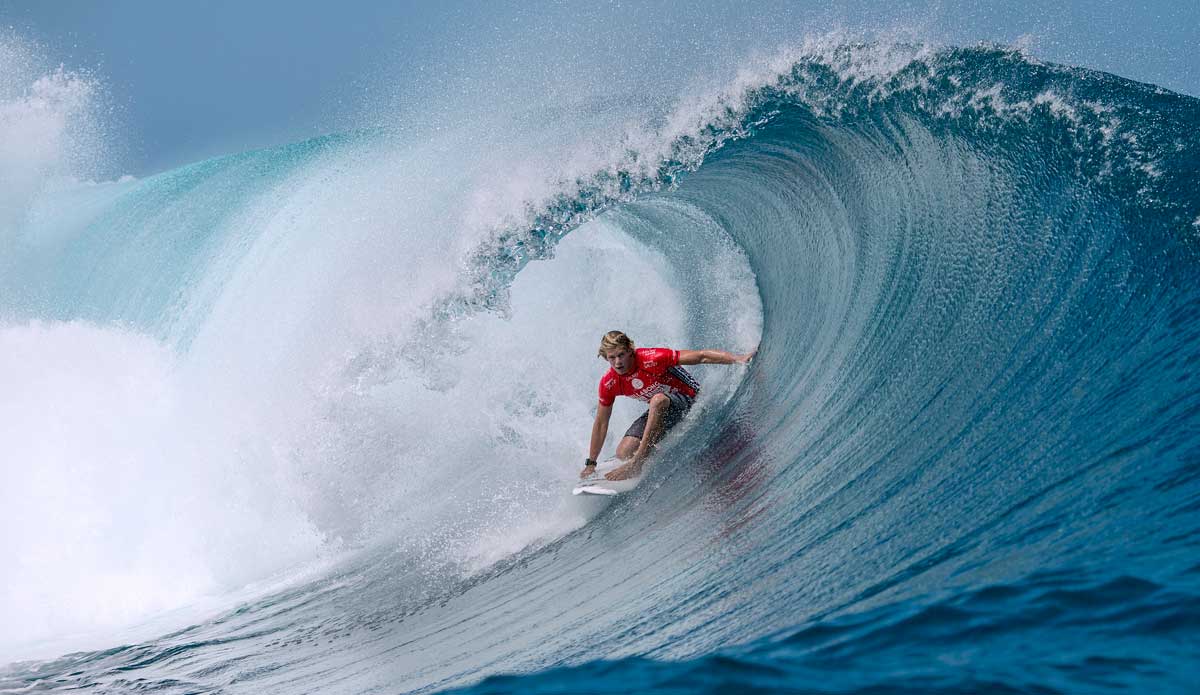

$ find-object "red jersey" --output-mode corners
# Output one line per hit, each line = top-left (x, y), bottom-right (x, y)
(598, 347), (700, 406)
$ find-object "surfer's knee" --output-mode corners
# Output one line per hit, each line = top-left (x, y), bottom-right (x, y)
(648, 393), (670, 412)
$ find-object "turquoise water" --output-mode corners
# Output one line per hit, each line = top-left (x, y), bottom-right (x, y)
(1, 43), (1198, 693)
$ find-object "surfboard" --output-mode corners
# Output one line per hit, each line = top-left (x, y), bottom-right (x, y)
(571, 459), (645, 496)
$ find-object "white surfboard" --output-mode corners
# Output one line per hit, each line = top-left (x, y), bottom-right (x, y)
(571, 458), (645, 496)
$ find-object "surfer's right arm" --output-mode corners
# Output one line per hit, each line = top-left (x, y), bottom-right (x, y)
(583, 404), (613, 477)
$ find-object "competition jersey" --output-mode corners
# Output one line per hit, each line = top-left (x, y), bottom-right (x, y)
(598, 347), (700, 406)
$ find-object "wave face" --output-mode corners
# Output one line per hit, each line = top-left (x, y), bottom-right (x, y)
(2, 43), (1199, 693)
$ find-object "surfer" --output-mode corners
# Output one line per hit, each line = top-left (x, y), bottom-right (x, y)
(582, 330), (755, 481)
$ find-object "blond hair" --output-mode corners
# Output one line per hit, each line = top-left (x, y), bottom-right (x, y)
(597, 330), (635, 358)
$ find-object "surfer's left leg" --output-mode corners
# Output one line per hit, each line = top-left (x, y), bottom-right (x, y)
(607, 394), (672, 480)
(614, 409), (653, 461)
(615, 435), (641, 461)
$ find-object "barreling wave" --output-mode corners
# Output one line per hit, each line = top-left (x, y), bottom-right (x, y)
(2, 40), (1198, 694)
(454, 40), (1198, 313)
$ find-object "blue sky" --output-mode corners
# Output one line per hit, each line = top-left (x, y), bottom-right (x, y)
(4, 0), (1197, 176)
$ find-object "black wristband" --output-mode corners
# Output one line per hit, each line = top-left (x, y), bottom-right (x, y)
(585, 458), (597, 467)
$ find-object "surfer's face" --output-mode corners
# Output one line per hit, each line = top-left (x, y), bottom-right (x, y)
(605, 347), (635, 375)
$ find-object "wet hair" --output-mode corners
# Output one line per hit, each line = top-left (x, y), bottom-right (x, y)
(597, 330), (635, 358)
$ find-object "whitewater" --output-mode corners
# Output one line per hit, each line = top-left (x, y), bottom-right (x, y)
(2, 33), (1198, 695)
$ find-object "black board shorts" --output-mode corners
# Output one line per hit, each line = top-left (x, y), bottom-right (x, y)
(623, 390), (695, 440)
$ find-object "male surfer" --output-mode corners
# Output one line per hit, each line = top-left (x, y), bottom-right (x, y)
(582, 330), (755, 481)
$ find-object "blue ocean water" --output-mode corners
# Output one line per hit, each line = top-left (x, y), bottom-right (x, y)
(2, 42), (1198, 694)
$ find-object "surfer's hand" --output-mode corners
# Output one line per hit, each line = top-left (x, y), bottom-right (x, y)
(580, 464), (596, 479)
(737, 349), (757, 363)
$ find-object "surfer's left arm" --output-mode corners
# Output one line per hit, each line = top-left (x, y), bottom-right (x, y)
(677, 348), (757, 365)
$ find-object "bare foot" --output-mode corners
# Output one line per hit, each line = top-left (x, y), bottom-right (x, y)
(605, 461), (642, 481)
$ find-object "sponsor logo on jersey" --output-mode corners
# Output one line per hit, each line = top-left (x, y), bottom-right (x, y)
(631, 377), (644, 389)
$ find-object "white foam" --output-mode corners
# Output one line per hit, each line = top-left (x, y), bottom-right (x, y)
(0, 36), (111, 240)
(0, 322), (327, 658)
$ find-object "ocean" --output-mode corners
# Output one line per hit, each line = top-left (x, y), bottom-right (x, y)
(2, 39), (1198, 694)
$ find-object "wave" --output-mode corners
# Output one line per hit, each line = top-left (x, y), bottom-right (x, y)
(1, 39), (1198, 693)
